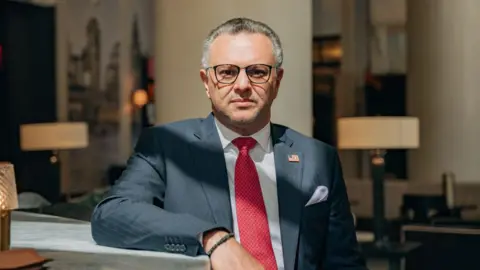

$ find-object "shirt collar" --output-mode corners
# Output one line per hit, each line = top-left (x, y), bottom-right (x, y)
(214, 117), (271, 152)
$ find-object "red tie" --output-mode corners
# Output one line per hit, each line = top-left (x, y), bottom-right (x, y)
(233, 137), (278, 270)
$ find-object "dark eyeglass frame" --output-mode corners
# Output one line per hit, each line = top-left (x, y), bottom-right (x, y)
(205, 64), (278, 85)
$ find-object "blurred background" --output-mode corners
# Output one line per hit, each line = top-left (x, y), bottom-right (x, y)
(1, 0), (480, 269)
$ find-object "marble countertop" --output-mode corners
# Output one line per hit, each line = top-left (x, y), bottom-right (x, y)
(11, 211), (210, 270)
(12, 211), (87, 224)
(10, 211), (372, 269)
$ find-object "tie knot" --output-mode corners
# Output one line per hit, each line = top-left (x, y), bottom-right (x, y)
(232, 137), (257, 152)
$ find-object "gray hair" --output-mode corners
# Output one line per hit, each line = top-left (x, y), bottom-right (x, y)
(201, 17), (283, 69)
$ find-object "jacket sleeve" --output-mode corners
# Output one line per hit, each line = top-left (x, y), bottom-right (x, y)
(322, 149), (368, 270)
(91, 128), (219, 256)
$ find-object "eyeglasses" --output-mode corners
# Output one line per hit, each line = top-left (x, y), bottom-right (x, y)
(206, 64), (276, 84)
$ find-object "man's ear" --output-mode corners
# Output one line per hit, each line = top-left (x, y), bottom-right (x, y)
(275, 68), (284, 86)
(272, 68), (284, 99)
(200, 69), (211, 98)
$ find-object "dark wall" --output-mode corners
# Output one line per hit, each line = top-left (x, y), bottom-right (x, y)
(312, 36), (341, 147)
(0, 1), (59, 202)
(365, 74), (407, 179)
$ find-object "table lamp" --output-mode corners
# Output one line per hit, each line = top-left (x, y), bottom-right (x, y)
(20, 122), (88, 200)
(20, 122), (88, 160)
(0, 163), (18, 251)
(337, 116), (419, 246)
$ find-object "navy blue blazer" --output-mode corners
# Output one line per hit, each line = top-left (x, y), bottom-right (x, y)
(91, 113), (366, 270)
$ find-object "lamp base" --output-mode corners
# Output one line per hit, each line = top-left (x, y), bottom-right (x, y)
(0, 210), (11, 251)
(370, 149), (387, 243)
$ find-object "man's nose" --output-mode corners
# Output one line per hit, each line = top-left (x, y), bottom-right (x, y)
(234, 69), (251, 90)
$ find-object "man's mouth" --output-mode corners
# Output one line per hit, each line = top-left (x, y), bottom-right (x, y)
(230, 98), (254, 104)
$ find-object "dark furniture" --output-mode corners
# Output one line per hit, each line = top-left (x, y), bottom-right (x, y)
(360, 241), (421, 270)
(403, 225), (480, 270)
(401, 195), (451, 223)
(400, 194), (477, 225)
(356, 217), (403, 242)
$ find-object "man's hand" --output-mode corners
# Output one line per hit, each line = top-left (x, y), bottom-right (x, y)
(203, 230), (264, 270)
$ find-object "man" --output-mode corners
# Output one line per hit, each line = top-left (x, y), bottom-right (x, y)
(91, 17), (366, 270)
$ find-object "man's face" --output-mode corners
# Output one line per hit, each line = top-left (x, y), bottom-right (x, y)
(200, 33), (283, 126)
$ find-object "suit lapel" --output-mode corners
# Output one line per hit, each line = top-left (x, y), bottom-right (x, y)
(191, 114), (233, 232)
(191, 118), (304, 268)
(272, 125), (304, 270)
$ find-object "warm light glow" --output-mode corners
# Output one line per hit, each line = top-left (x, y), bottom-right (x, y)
(132, 89), (149, 108)
(322, 45), (343, 59)
(20, 123), (89, 151)
(0, 193), (5, 211)
(337, 117), (420, 149)
(0, 163), (18, 211)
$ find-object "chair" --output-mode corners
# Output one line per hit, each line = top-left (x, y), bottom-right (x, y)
(400, 194), (454, 224)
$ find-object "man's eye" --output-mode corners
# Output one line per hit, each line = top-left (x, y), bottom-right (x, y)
(248, 69), (267, 77)
(219, 70), (237, 76)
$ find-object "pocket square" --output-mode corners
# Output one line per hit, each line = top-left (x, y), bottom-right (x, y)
(305, 185), (329, 206)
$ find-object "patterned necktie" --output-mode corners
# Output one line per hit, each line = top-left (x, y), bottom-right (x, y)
(232, 137), (278, 270)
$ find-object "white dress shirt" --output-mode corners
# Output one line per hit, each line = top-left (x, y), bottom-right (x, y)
(214, 118), (284, 270)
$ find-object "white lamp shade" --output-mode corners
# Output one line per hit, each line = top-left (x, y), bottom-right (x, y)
(337, 117), (419, 149)
(20, 122), (89, 151)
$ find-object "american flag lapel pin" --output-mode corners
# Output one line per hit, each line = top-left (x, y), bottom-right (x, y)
(288, 154), (300, 162)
